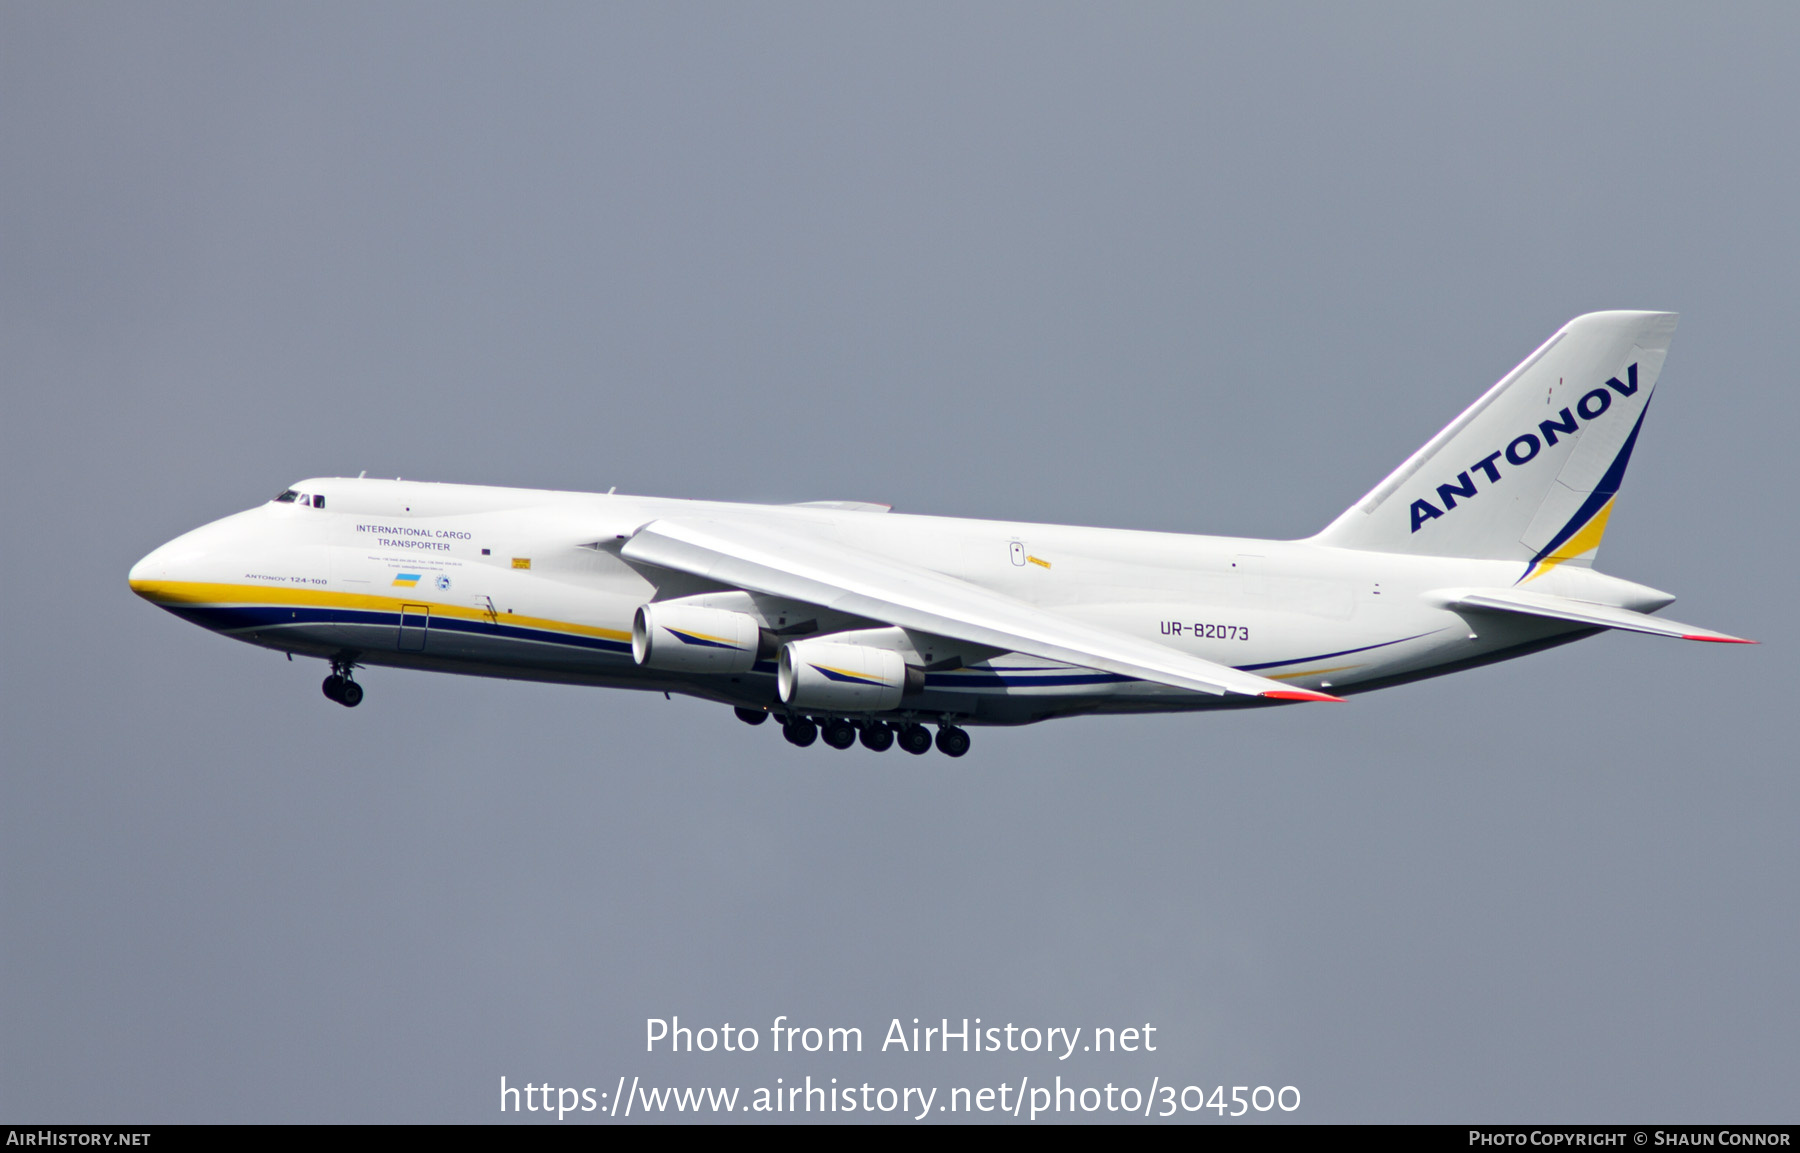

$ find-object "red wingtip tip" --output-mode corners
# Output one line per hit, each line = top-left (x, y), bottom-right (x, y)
(1262, 689), (1346, 703)
(1683, 634), (1758, 644)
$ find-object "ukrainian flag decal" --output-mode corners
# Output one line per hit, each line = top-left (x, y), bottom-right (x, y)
(392, 573), (422, 587)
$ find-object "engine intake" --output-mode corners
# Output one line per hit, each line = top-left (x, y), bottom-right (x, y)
(633, 603), (762, 673)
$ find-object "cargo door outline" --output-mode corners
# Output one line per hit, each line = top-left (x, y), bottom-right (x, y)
(398, 604), (430, 651)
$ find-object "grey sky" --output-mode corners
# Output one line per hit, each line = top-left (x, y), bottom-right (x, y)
(2, 3), (1794, 1122)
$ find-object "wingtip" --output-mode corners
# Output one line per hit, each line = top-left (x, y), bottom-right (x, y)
(1262, 689), (1346, 703)
(1683, 634), (1758, 644)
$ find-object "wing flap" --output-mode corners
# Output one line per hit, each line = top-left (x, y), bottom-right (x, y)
(621, 516), (1341, 700)
(1449, 589), (1754, 643)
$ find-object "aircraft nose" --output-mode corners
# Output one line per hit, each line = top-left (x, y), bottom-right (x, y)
(128, 505), (285, 604)
(128, 518), (229, 600)
(129, 539), (180, 599)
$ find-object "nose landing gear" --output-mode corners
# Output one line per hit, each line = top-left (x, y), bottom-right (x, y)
(322, 658), (364, 708)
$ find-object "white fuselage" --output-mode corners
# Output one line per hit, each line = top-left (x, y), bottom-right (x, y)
(127, 477), (1660, 726)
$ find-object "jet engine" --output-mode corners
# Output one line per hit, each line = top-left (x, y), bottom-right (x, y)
(632, 603), (763, 673)
(777, 639), (923, 712)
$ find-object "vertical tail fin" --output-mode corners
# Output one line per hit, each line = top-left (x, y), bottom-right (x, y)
(1313, 311), (1677, 579)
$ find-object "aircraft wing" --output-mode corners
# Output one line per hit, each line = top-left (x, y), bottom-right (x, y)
(620, 516), (1341, 701)
(1448, 589), (1755, 643)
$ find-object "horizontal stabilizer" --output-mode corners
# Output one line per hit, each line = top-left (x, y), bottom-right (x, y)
(622, 516), (1343, 701)
(1447, 589), (1754, 644)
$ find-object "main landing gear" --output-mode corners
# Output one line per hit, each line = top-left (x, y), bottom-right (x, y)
(775, 714), (969, 757)
(321, 658), (363, 708)
(782, 716), (818, 747)
(897, 723), (933, 756)
(933, 725), (971, 757)
(859, 721), (895, 752)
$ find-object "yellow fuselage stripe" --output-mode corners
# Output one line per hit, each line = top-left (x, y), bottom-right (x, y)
(128, 579), (632, 642)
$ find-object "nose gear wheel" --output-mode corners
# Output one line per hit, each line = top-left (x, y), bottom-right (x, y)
(322, 657), (363, 707)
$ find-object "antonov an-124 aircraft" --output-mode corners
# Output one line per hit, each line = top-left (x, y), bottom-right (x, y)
(130, 312), (1750, 756)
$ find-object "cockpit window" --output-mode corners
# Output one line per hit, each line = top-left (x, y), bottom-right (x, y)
(312, 494), (325, 509)
(275, 489), (300, 503)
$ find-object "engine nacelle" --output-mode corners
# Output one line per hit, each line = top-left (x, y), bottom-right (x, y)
(778, 639), (920, 713)
(633, 603), (762, 673)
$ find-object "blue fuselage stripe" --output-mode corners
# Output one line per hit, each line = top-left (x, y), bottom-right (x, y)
(163, 603), (634, 654)
(165, 603), (1432, 687)
(1235, 631), (1434, 672)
